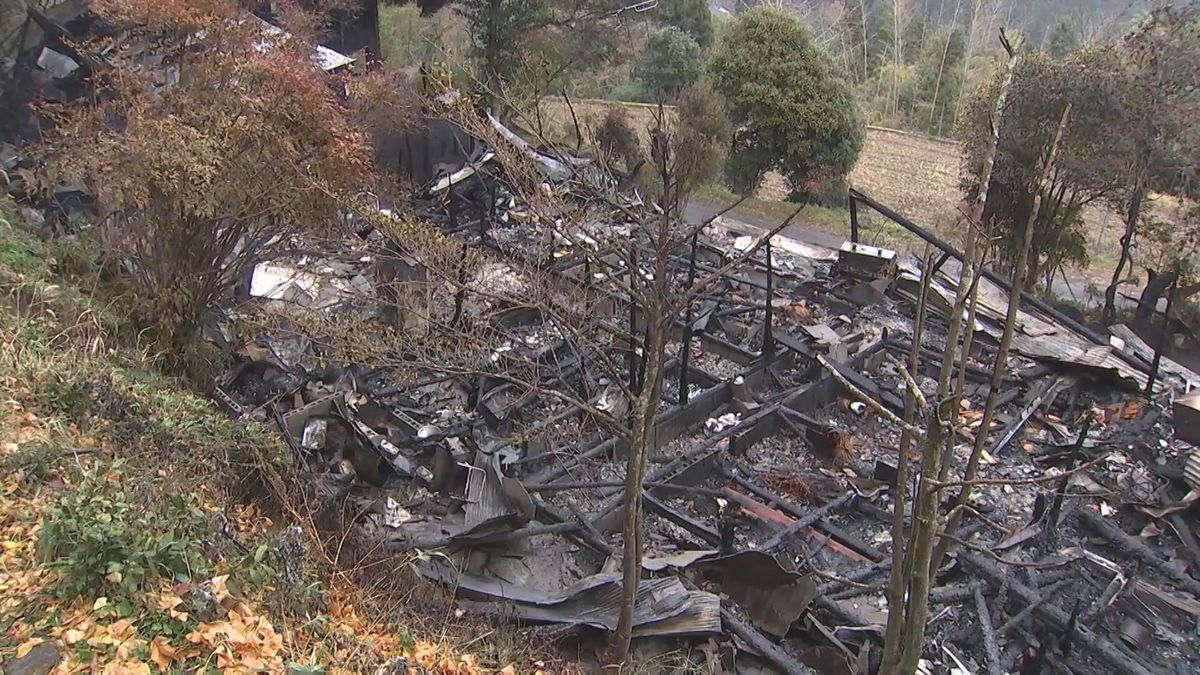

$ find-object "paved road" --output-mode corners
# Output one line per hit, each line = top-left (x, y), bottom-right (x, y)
(683, 200), (845, 251)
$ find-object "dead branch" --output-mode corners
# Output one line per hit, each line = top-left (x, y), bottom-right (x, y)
(884, 352), (928, 411)
(815, 353), (924, 437)
(930, 452), (1112, 491)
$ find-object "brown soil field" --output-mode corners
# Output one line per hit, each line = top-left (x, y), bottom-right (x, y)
(537, 98), (1173, 289)
(539, 99), (964, 226)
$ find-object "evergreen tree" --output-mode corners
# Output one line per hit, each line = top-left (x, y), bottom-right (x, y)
(711, 7), (864, 197)
(634, 26), (703, 101)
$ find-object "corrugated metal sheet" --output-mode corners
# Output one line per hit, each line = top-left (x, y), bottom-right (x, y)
(421, 557), (720, 635)
(901, 263), (1152, 390)
(463, 449), (519, 533)
(1110, 324), (1200, 388)
(1185, 449), (1200, 492)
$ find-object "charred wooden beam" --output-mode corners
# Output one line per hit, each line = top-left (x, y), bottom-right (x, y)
(724, 473), (885, 562)
(757, 493), (855, 552)
(989, 377), (1064, 456)
(533, 497), (614, 556)
(975, 584), (1004, 675)
(1145, 269), (1179, 396)
(643, 493), (722, 546)
(996, 578), (1076, 638)
(961, 552), (1155, 675)
(848, 188), (1112, 349)
(720, 607), (818, 675)
(1077, 509), (1200, 597)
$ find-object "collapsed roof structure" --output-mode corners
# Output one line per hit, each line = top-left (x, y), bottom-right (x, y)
(4, 5), (1200, 672)
(209, 113), (1200, 672)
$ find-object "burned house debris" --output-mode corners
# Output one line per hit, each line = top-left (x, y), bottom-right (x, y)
(200, 114), (1200, 672)
(3, 7), (1200, 673)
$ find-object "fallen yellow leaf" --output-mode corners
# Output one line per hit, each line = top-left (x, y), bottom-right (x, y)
(15, 638), (44, 658)
(149, 636), (177, 671)
(210, 575), (231, 602)
(92, 597), (108, 611)
(102, 659), (150, 675)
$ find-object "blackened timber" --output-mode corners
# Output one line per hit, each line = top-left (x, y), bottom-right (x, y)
(1145, 269), (1179, 396)
(523, 481), (727, 497)
(961, 552), (1155, 675)
(975, 584), (1005, 675)
(849, 189), (1113, 345)
(883, 338), (1001, 383)
(930, 250), (953, 277)
(590, 400), (791, 522)
(1046, 415), (1091, 538)
(725, 473), (885, 562)
(532, 496), (615, 556)
(989, 377), (1064, 456)
(849, 193), (859, 243)
(817, 563), (888, 594)
(566, 503), (610, 555)
(763, 238), (775, 358)
(484, 182), (495, 237)
(720, 607), (818, 675)
(643, 493), (723, 546)
(818, 357), (906, 414)
(388, 521), (578, 552)
(1076, 509), (1200, 597)
(758, 492), (856, 552)
(680, 234), (699, 404)
(996, 578), (1076, 638)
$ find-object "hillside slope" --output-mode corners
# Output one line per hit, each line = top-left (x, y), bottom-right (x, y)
(0, 203), (552, 674)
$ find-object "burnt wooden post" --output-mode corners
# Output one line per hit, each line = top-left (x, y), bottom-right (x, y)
(452, 241), (468, 327)
(849, 193), (860, 243)
(762, 238), (775, 359)
(930, 251), (952, 277)
(484, 181), (495, 239)
(628, 240), (640, 394)
(1046, 412), (1092, 541)
(447, 182), (458, 231)
(1145, 267), (1180, 397)
(679, 234), (699, 405)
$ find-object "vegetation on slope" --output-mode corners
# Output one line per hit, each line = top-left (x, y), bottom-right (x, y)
(0, 203), (558, 673)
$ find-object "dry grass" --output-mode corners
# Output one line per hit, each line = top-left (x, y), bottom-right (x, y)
(848, 127), (964, 227)
(536, 99), (962, 218)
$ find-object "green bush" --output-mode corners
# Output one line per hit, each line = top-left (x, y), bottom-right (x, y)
(39, 467), (212, 599)
(710, 7), (864, 199)
(633, 27), (703, 101)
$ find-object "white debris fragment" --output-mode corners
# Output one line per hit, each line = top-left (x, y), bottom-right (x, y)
(300, 418), (327, 451)
(383, 497), (413, 528)
(706, 412), (741, 433)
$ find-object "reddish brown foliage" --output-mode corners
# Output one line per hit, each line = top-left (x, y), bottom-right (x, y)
(762, 470), (813, 504)
(92, 0), (238, 33)
(43, 0), (377, 366)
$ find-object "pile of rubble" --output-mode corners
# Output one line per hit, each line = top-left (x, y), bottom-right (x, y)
(202, 120), (1200, 673)
(5, 5), (1200, 672)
